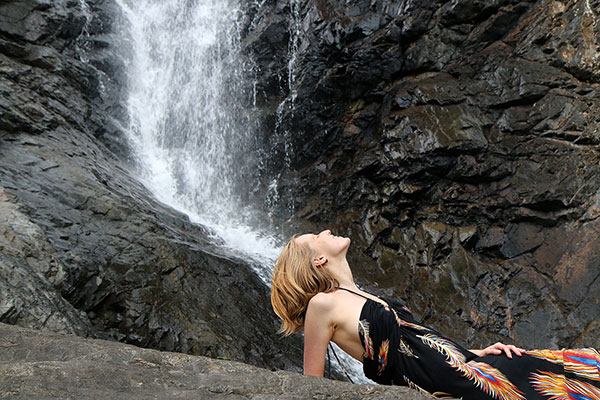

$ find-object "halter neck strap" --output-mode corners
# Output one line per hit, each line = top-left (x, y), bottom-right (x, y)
(336, 286), (370, 300)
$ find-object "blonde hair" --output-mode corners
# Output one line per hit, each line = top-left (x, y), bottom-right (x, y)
(270, 235), (339, 336)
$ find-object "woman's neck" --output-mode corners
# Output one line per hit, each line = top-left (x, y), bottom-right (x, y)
(329, 259), (357, 289)
(337, 280), (359, 291)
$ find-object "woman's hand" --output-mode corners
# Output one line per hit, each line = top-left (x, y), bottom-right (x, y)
(471, 342), (526, 359)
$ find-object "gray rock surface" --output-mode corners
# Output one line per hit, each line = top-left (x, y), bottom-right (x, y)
(0, 322), (428, 399)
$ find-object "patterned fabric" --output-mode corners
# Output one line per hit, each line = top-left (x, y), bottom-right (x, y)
(417, 333), (525, 400)
(528, 348), (600, 382)
(342, 288), (600, 400)
(531, 371), (600, 400)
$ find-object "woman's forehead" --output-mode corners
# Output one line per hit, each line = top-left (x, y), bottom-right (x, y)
(294, 233), (312, 245)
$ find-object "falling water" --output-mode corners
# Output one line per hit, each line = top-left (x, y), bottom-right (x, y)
(115, 0), (281, 282)
(114, 0), (368, 383)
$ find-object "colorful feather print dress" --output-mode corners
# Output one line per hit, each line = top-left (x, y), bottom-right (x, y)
(337, 287), (600, 400)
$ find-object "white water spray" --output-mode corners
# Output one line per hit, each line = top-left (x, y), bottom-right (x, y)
(115, 0), (282, 281)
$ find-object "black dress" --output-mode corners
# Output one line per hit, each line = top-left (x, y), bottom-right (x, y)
(337, 287), (600, 400)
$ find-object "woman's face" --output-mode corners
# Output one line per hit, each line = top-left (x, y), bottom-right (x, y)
(295, 230), (351, 259)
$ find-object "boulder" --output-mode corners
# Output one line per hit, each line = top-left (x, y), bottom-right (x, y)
(0, 322), (427, 399)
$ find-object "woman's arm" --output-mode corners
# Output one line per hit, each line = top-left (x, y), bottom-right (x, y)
(470, 342), (526, 358)
(303, 294), (335, 376)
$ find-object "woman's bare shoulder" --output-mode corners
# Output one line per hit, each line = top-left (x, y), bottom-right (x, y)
(307, 291), (338, 312)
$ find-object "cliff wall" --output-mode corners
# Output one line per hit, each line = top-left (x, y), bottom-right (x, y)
(247, 0), (600, 350)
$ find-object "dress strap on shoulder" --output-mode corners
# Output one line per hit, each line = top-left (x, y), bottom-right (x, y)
(336, 286), (370, 300)
(336, 287), (391, 309)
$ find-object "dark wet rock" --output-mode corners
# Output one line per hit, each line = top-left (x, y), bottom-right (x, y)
(0, 115), (303, 372)
(0, 0), (303, 376)
(0, 322), (427, 400)
(246, 0), (600, 350)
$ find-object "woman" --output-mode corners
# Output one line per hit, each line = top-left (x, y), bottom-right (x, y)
(271, 230), (600, 399)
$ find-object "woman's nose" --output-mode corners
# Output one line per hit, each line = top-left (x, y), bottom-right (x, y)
(320, 230), (331, 236)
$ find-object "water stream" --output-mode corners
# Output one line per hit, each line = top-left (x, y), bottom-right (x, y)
(114, 0), (281, 283)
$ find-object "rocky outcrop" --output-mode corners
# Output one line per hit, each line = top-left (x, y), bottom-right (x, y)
(247, 0), (600, 350)
(0, 322), (427, 399)
(3, 0), (600, 395)
(0, 0), (303, 373)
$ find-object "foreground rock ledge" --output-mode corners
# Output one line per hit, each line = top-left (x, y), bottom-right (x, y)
(0, 323), (427, 400)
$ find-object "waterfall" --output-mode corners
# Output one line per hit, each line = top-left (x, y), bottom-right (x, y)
(113, 0), (369, 384)
(115, 0), (281, 282)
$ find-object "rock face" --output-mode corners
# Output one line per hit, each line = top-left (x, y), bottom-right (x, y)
(2, 0), (600, 396)
(0, 0), (303, 373)
(246, 0), (600, 350)
(0, 322), (427, 399)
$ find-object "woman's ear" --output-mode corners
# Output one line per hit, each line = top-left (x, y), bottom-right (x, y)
(313, 256), (328, 267)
